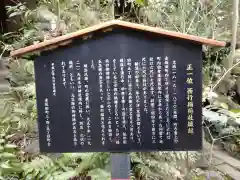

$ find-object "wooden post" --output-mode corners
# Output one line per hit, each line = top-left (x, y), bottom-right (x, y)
(111, 153), (131, 180)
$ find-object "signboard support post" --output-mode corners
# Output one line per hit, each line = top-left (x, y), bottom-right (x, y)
(111, 153), (131, 180)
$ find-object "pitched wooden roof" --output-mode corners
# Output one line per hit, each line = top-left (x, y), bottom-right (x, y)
(10, 20), (226, 57)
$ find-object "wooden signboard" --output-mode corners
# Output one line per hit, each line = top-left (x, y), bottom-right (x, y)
(11, 20), (225, 153)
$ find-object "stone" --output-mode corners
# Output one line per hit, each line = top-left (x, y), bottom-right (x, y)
(213, 150), (240, 170)
(0, 84), (10, 93)
(216, 164), (240, 180)
(203, 139), (240, 179)
(0, 70), (9, 83)
(214, 79), (235, 95)
(199, 170), (225, 180)
(211, 157), (224, 166)
(24, 139), (39, 155)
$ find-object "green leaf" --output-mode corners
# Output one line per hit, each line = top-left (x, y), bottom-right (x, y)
(230, 109), (240, 113)
(9, 162), (22, 168)
(2, 117), (13, 124)
(0, 146), (4, 152)
(25, 174), (34, 180)
(0, 139), (5, 144)
(87, 168), (110, 180)
(0, 152), (16, 159)
(0, 102), (12, 119)
(0, 163), (12, 169)
(220, 103), (228, 109)
(54, 171), (78, 180)
(14, 108), (28, 115)
(32, 170), (40, 179)
(5, 134), (16, 140)
(9, 11), (23, 18)
(135, 0), (145, 6)
(23, 30), (36, 40)
(35, 169), (49, 179)
(4, 144), (18, 149)
(11, 116), (21, 123)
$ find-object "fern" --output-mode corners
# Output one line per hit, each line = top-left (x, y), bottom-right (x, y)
(87, 168), (110, 180)
(22, 155), (76, 179)
(21, 153), (109, 180)
(131, 152), (198, 180)
(0, 133), (23, 178)
(1, 0), (228, 179)
(76, 152), (109, 173)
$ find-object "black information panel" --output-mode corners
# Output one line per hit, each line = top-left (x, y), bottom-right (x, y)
(34, 28), (202, 153)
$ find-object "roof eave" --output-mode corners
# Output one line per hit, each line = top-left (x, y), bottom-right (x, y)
(10, 20), (226, 57)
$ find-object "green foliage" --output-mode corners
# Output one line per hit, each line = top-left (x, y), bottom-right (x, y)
(21, 153), (110, 180)
(203, 89), (240, 159)
(0, 0), (235, 180)
(0, 132), (23, 179)
(87, 168), (110, 180)
(131, 152), (198, 179)
(1, 60), (36, 134)
(138, 0), (229, 37)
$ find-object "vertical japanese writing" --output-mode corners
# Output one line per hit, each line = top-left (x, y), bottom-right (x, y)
(120, 58), (127, 145)
(71, 93), (77, 146)
(84, 64), (92, 145)
(127, 58), (134, 142)
(149, 57), (156, 144)
(69, 61), (75, 89)
(113, 59), (120, 145)
(142, 57), (148, 113)
(51, 63), (56, 96)
(61, 61), (66, 87)
(105, 59), (113, 142)
(98, 60), (105, 146)
(44, 98), (51, 147)
(172, 60), (178, 144)
(186, 64), (194, 135)
(76, 61), (84, 146)
(157, 57), (163, 144)
(134, 62), (141, 144)
(164, 56), (170, 140)
(69, 60), (77, 146)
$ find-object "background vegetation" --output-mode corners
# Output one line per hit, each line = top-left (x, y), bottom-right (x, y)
(0, 0), (240, 179)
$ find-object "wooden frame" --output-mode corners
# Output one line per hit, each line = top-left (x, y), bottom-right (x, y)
(10, 20), (226, 57)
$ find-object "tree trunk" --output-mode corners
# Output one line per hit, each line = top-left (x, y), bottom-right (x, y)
(224, 0), (239, 79)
